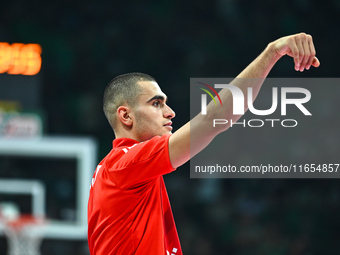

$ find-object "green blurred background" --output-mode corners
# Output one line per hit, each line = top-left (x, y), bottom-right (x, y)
(0, 0), (339, 254)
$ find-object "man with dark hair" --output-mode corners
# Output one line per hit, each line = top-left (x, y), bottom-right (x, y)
(88, 33), (319, 255)
(103, 73), (156, 130)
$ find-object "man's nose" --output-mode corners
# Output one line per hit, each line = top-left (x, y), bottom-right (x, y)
(164, 105), (175, 119)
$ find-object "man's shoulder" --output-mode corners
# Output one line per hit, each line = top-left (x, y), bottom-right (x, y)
(112, 134), (171, 153)
(103, 134), (172, 169)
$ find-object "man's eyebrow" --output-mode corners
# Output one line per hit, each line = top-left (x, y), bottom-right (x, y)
(146, 95), (167, 103)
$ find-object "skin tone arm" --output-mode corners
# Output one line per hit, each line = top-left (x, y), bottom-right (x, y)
(169, 33), (320, 169)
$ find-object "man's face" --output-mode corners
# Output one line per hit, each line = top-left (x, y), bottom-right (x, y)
(131, 80), (175, 142)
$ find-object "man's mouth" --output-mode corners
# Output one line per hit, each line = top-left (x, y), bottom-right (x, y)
(163, 121), (173, 131)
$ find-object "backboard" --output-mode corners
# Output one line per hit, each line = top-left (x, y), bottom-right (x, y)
(0, 136), (97, 240)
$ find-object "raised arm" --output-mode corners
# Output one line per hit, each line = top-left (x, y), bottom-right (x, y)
(168, 33), (320, 169)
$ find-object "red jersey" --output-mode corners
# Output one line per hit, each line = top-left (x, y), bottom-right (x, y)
(88, 134), (182, 255)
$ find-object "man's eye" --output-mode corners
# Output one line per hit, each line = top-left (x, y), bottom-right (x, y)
(153, 100), (160, 107)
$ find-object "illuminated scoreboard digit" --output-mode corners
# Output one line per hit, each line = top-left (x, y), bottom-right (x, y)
(0, 42), (43, 110)
(0, 42), (42, 76)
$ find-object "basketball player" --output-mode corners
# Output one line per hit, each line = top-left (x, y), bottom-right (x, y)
(88, 33), (319, 255)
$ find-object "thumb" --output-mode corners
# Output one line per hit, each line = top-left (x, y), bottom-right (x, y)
(312, 56), (320, 68)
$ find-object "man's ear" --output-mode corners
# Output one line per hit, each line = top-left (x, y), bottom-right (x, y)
(117, 106), (133, 127)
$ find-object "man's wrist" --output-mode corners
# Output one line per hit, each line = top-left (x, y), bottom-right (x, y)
(245, 42), (281, 78)
(262, 42), (282, 67)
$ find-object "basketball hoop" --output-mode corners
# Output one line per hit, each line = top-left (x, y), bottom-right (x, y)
(1, 214), (45, 255)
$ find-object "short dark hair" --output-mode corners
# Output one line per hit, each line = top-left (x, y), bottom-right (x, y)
(103, 72), (156, 130)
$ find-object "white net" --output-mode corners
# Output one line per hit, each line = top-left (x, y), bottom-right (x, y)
(1, 216), (44, 255)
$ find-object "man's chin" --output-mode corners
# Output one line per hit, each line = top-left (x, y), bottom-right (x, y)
(163, 125), (173, 132)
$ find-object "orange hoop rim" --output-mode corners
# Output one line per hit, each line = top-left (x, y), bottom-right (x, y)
(1, 214), (45, 231)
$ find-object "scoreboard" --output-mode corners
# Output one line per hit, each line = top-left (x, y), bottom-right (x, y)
(0, 42), (43, 137)
(0, 42), (42, 76)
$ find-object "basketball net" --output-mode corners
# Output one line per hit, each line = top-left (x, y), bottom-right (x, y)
(1, 212), (45, 255)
